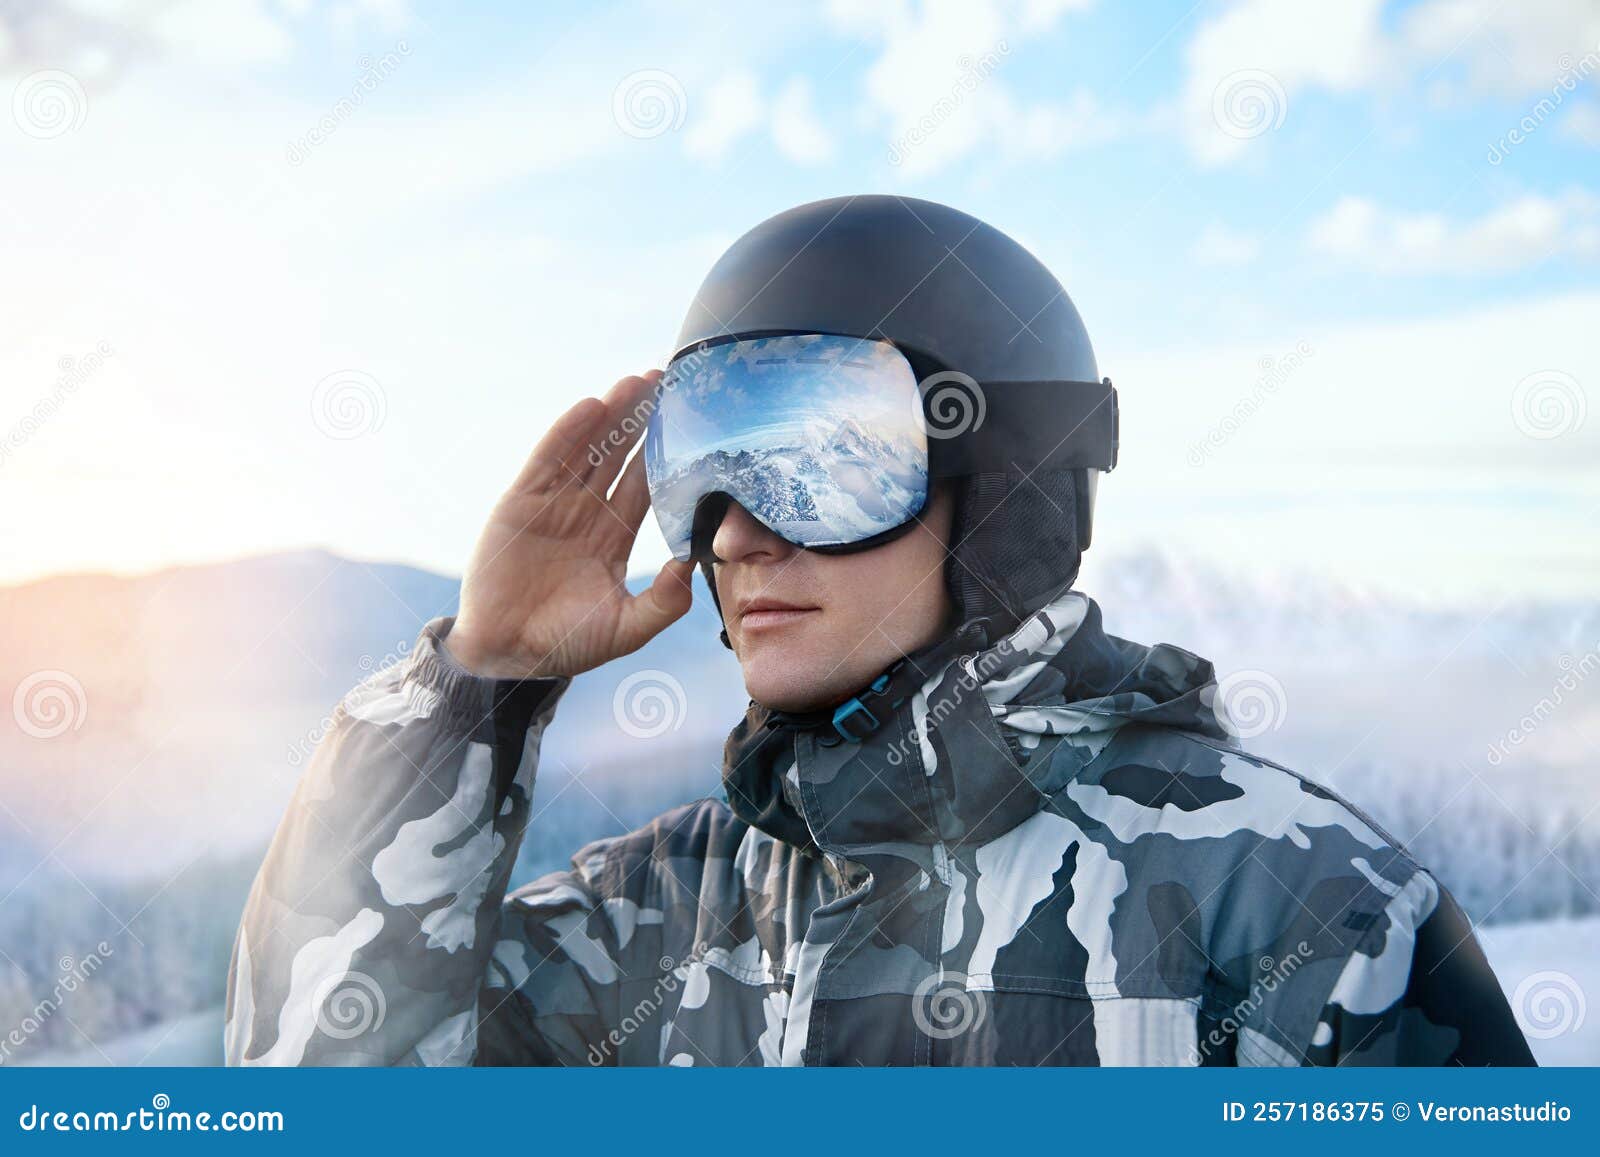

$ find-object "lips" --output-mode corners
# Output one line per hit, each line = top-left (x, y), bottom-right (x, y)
(737, 597), (820, 631)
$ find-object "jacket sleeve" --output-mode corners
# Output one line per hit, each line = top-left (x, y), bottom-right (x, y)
(1305, 872), (1537, 1066)
(223, 616), (629, 1066)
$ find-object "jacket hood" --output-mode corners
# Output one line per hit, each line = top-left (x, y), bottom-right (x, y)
(721, 587), (1233, 863)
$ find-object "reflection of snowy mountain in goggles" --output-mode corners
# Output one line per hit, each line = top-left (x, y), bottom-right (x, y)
(645, 334), (929, 561)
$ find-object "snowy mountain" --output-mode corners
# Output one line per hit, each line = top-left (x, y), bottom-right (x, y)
(652, 417), (928, 552)
(0, 549), (743, 884)
(1, 546), (1594, 1066)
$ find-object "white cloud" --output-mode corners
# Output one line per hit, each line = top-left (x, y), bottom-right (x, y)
(1305, 191), (1600, 273)
(1192, 222), (1262, 266)
(682, 69), (764, 161)
(1396, 0), (1600, 99)
(146, 0), (294, 66)
(771, 76), (835, 165)
(1019, 0), (1097, 34)
(827, 0), (1129, 176)
(1563, 100), (1600, 147)
(1177, 0), (1600, 164)
(1101, 289), (1600, 601)
(1181, 0), (1385, 166)
(680, 70), (836, 166)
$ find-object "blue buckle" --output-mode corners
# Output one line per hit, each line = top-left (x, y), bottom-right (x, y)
(830, 673), (891, 743)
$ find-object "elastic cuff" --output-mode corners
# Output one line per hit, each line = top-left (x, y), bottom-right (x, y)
(412, 616), (572, 743)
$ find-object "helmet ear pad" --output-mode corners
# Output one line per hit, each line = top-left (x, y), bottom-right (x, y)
(695, 470), (1086, 653)
(893, 344), (1090, 639)
(943, 468), (1083, 643)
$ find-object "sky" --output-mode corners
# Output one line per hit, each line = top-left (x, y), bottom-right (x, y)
(1, 0), (1597, 605)
(652, 334), (921, 460)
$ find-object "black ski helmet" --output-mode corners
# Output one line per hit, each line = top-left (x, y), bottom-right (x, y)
(669, 194), (1118, 649)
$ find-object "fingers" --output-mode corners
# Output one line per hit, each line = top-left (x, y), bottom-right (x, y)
(509, 395), (608, 494)
(615, 557), (695, 654)
(586, 371), (662, 495)
(607, 447), (652, 538)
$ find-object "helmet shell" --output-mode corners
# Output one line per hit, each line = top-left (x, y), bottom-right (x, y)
(673, 194), (1099, 384)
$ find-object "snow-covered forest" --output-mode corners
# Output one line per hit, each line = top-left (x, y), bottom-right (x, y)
(2, 549), (1594, 1065)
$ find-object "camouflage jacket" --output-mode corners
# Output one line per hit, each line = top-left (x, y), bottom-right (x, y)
(224, 589), (1534, 1066)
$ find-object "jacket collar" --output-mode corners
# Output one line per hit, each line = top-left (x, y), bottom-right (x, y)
(720, 588), (1230, 863)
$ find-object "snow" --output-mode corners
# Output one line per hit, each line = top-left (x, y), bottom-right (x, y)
(24, 916), (1597, 1067)
(19, 1006), (224, 1068)
(1478, 916), (1600, 1066)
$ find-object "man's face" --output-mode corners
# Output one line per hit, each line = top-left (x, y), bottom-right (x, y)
(710, 482), (957, 713)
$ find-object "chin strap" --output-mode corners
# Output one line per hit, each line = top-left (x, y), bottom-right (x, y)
(698, 557), (735, 650)
(760, 617), (991, 746)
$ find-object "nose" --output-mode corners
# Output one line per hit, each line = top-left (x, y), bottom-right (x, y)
(708, 499), (794, 564)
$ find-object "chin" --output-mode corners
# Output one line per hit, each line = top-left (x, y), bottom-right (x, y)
(741, 656), (849, 714)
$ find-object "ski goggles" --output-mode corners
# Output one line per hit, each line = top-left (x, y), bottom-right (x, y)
(643, 332), (1120, 562)
(644, 333), (931, 562)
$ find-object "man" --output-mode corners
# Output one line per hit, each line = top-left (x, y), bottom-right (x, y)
(225, 195), (1533, 1066)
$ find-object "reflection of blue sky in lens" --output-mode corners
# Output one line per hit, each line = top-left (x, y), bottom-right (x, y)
(653, 335), (920, 464)
(644, 334), (929, 559)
